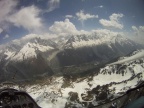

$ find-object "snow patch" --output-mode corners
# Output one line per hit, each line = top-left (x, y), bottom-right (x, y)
(4, 50), (15, 60)
(109, 50), (144, 65)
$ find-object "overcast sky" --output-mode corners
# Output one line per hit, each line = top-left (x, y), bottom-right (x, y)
(0, 0), (144, 44)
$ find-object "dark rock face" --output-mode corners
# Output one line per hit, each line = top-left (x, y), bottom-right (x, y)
(0, 54), (54, 82)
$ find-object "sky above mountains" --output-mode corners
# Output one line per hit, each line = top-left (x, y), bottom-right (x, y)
(0, 0), (144, 44)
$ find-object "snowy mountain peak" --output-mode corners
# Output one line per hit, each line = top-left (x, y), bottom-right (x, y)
(0, 36), (60, 61)
(11, 42), (55, 61)
(12, 42), (37, 61)
(67, 35), (89, 43)
(64, 33), (134, 49)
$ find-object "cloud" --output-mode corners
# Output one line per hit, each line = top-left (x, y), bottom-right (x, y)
(11, 18), (123, 45)
(65, 15), (73, 18)
(49, 18), (123, 38)
(130, 25), (144, 44)
(0, 0), (43, 32)
(92, 29), (124, 37)
(99, 13), (124, 29)
(98, 5), (103, 8)
(49, 19), (79, 36)
(132, 26), (138, 31)
(139, 26), (144, 31)
(94, 5), (104, 9)
(49, 19), (89, 36)
(0, 28), (3, 34)
(0, 0), (17, 22)
(132, 25), (144, 35)
(76, 10), (98, 23)
(0, 0), (18, 28)
(8, 5), (43, 32)
(3, 34), (9, 39)
(47, 0), (60, 12)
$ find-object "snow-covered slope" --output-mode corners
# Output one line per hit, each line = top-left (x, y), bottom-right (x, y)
(34, 50), (144, 107)
(0, 37), (58, 61)
(1, 50), (143, 108)
(109, 50), (144, 65)
(11, 42), (54, 61)
(26, 51), (144, 107)
(64, 33), (134, 49)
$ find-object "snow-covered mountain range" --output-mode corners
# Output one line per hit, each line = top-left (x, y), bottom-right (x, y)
(64, 34), (130, 49)
(0, 37), (58, 61)
(0, 33), (143, 81)
(51, 33), (143, 69)
(1, 49), (144, 108)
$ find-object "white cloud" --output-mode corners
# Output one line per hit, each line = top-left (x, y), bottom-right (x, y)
(49, 18), (123, 38)
(12, 33), (57, 46)
(47, 0), (60, 12)
(0, 0), (17, 22)
(49, 19), (79, 36)
(0, 28), (3, 34)
(76, 10), (98, 23)
(139, 26), (144, 32)
(98, 5), (103, 8)
(132, 26), (138, 31)
(132, 25), (144, 34)
(8, 5), (43, 32)
(65, 15), (73, 18)
(49, 19), (89, 36)
(92, 29), (124, 37)
(0, 0), (43, 32)
(0, 0), (17, 29)
(12, 34), (41, 45)
(3, 34), (9, 39)
(99, 13), (124, 29)
(131, 25), (144, 44)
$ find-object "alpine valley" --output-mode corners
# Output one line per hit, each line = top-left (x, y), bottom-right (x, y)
(0, 31), (144, 108)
